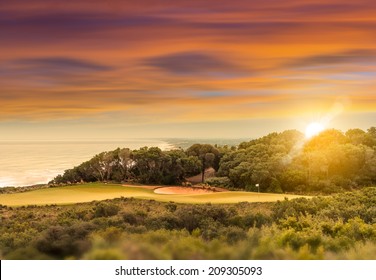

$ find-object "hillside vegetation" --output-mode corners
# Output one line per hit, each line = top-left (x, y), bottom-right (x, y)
(2, 127), (375, 260)
(49, 127), (376, 194)
(1, 188), (375, 260)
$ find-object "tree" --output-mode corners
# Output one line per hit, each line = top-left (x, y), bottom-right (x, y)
(181, 156), (202, 177)
(116, 148), (134, 181)
(186, 144), (220, 182)
(88, 151), (116, 182)
(132, 147), (166, 184)
(346, 129), (367, 145)
(366, 127), (376, 147)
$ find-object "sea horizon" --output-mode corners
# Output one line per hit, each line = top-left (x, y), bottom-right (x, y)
(0, 139), (173, 188)
(0, 138), (246, 188)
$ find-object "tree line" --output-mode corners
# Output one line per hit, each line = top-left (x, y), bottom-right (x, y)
(51, 127), (376, 194)
(216, 127), (376, 193)
(51, 144), (223, 186)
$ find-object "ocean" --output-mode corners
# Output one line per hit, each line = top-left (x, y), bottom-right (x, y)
(0, 138), (246, 188)
(0, 139), (173, 188)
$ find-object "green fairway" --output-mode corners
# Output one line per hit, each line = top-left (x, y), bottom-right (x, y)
(0, 183), (308, 206)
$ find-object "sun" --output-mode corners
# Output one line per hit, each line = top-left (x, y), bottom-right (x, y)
(305, 122), (325, 138)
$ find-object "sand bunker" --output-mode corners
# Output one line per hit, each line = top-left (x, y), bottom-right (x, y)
(154, 187), (216, 195)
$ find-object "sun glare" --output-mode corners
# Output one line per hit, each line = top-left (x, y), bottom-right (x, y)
(305, 122), (325, 138)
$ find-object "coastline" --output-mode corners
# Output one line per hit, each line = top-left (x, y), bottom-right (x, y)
(0, 138), (245, 188)
(0, 139), (176, 188)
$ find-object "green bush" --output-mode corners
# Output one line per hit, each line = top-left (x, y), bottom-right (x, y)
(205, 177), (233, 189)
(94, 202), (120, 218)
(2, 187), (376, 260)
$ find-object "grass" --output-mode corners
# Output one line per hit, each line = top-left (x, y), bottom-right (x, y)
(0, 183), (309, 206)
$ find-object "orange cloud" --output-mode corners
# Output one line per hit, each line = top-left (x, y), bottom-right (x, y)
(1, 0), (376, 139)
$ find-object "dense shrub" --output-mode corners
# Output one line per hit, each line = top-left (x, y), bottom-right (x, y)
(205, 177), (233, 189)
(1, 188), (376, 260)
(35, 223), (95, 258)
(94, 202), (120, 218)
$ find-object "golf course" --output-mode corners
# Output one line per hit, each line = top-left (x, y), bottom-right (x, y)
(0, 183), (308, 206)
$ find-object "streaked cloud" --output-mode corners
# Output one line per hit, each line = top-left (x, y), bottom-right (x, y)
(13, 57), (113, 72)
(286, 49), (376, 68)
(0, 0), (376, 139)
(144, 52), (248, 76)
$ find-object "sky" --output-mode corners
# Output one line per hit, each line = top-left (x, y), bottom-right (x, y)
(1, 0), (375, 140)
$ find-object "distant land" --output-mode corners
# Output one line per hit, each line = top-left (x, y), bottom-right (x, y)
(165, 138), (249, 150)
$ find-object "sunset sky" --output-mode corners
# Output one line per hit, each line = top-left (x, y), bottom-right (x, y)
(1, 0), (375, 140)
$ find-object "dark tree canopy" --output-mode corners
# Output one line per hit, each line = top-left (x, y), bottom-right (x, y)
(51, 127), (376, 194)
(186, 144), (220, 182)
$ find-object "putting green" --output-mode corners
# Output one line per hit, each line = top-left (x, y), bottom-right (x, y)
(0, 183), (308, 206)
